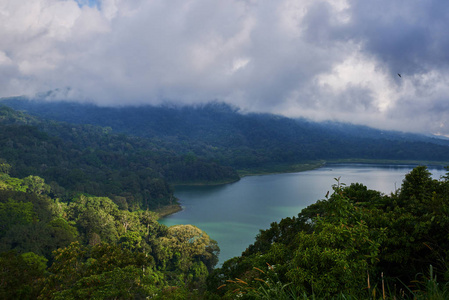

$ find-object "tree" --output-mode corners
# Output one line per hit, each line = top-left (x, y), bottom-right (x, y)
(67, 196), (120, 244)
(156, 225), (219, 287)
(22, 176), (50, 195)
(0, 162), (11, 174)
(0, 251), (47, 299)
(398, 165), (437, 214)
(39, 242), (163, 299)
(208, 167), (449, 299)
(0, 199), (35, 237)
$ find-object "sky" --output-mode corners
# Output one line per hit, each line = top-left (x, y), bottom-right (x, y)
(1, 0), (449, 136)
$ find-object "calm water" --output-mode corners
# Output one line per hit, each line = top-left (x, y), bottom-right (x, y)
(160, 164), (446, 265)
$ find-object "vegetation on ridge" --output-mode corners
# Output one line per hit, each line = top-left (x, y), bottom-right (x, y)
(0, 105), (238, 210)
(3, 99), (449, 171)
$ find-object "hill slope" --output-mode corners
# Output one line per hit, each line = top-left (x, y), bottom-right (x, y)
(2, 98), (449, 170)
(0, 105), (239, 210)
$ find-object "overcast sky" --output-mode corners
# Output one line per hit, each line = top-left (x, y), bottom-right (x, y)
(1, 0), (449, 136)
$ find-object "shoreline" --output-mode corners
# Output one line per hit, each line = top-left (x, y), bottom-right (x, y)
(157, 159), (449, 219)
(158, 162), (326, 220)
(325, 159), (449, 168)
(236, 161), (326, 177)
(171, 177), (240, 187)
(154, 204), (183, 219)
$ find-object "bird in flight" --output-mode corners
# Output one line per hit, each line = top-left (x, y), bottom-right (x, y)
(397, 73), (402, 78)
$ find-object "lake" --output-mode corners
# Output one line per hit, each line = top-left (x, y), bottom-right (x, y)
(160, 164), (447, 265)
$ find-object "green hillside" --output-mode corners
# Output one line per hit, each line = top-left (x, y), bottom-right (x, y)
(3, 98), (449, 172)
(1, 99), (449, 298)
(0, 105), (238, 210)
(0, 170), (219, 299)
(1, 163), (449, 298)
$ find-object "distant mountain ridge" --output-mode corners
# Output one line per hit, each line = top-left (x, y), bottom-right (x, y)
(0, 104), (239, 210)
(2, 97), (449, 169)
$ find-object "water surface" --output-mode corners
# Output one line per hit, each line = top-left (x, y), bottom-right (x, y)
(161, 164), (446, 264)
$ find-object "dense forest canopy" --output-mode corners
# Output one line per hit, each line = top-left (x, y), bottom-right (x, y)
(0, 105), (238, 210)
(3, 99), (449, 212)
(0, 170), (219, 299)
(1, 163), (449, 298)
(1, 99), (449, 298)
(3, 98), (449, 171)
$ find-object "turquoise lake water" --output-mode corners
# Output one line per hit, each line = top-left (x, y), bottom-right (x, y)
(160, 164), (447, 265)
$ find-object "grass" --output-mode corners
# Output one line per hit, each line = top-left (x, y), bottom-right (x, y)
(220, 265), (449, 300)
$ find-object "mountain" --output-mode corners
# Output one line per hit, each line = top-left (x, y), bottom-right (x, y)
(1, 97), (449, 298)
(0, 104), (239, 210)
(2, 97), (449, 171)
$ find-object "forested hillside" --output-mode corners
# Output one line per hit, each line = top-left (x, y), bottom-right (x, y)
(3, 98), (449, 171)
(0, 170), (219, 299)
(0, 105), (238, 210)
(2, 163), (449, 298)
(1, 98), (449, 298)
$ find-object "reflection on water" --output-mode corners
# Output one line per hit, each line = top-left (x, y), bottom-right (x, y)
(160, 164), (446, 265)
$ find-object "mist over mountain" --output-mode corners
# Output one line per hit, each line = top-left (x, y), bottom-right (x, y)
(2, 98), (449, 171)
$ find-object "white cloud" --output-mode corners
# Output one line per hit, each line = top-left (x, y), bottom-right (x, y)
(229, 58), (250, 73)
(0, 51), (13, 65)
(317, 52), (396, 113)
(1, 0), (449, 135)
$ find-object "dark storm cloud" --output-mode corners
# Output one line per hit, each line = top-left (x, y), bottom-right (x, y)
(299, 0), (449, 77)
(345, 1), (449, 74)
(287, 0), (449, 134)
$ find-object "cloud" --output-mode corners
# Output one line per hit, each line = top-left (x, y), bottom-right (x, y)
(1, 0), (449, 135)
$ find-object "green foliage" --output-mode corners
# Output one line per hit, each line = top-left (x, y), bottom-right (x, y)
(39, 242), (163, 299)
(0, 199), (35, 236)
(37, 234), (220, 299)
(48, 217), (79, 240)
(209, 166), (449, 299)
(119, 231), (142, 250)
(0, 105), (240, 210)
(67, 195), (120, 244)
(286, 219), (378, 297)
(0, 251), (47, 300)
(0, 162), (11, 174)
(407, 265), (449, 300)
(0, 162), (220, 298)
(2, 124), (449, 300)
(0, 174), (28, 192)
(56, 266), (159, 299)
(220, 264), (299, 300)
(0, 176), (78, 259)
(154, 224), (220, 288)
(22, 175), (50, 195)
(4, 100), (449, 172)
